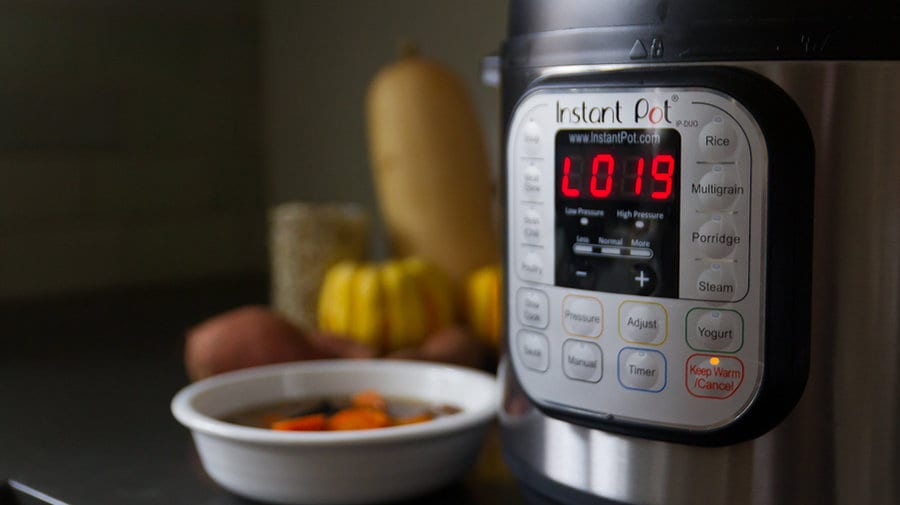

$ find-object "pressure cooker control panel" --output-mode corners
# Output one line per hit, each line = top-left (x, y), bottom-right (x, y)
(506, 81), (799, 438)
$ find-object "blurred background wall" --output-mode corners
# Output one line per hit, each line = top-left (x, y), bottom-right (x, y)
(0, 0), (508, 300)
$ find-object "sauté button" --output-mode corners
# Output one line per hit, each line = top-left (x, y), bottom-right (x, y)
(517, 331), (550, 372)
(686, 308), (743, 352)
(619, 301), (667, 345)
(618, 348), (666, 392)
(562, 339), (603, 382)
(562, 295), (604, 337)
(693, 215), (740, 259)
(698, 117), (738, 158)
(686, 354), (744, 399)
(516, 288), (549, 329)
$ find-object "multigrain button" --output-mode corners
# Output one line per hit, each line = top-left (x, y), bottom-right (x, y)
(686, 308), (743, 352)
(517, 331), (549, 372)
(686, 354), (744, 399)
(698, 117), (738, 158)
(692, 215), (740, 259)
(618, 348), (666, 392)
(619, 301), (667, 345)
(694, 165), (743, 211)
(562, 339), (603, 382)
(562, 295), (604, 337)
(516, 288), (549, 329)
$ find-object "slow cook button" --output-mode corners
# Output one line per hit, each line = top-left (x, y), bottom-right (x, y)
(517, 330), (549, 372)
(516, 288), (549, 329)
(562, 295), (604, 337)
(562, 339), (603, 383)
(618, 348), (666, 392)
(686, 354), (744, 399)
(619, 301), (667, 345)
(698, 117), (739, 159)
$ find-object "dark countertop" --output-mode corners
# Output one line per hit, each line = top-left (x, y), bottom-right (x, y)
(0, 277), (525, 505)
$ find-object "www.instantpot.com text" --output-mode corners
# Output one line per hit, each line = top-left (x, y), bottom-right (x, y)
(567, 130), (662, 145)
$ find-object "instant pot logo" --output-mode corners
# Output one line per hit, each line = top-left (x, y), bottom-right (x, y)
(556, 98), (672, 125)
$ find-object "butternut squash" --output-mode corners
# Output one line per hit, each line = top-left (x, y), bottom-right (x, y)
(365, 50), (499, 288)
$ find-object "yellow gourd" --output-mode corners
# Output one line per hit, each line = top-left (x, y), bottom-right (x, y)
(366, 48), (500, 288)
(317, 257), (456, 353)
(465, 264), (502, 348)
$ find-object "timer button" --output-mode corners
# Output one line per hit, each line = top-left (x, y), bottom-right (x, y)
(619, 301), (667, 345)
(693, 215), (740, 259)
(698, 117), (739, 159)
(517, 330), (550, 372)
(516, 288), (549, 329)
(520, 119), (543, 156)
(695, 165), (743, 211)
(686, 308), (743, 352)
(618, 347), (666, 392)
(522, 162), (542, 200)
(562, 339), (603, 383)
(521, 208), (542, 244)
(696, 263), (737, 301)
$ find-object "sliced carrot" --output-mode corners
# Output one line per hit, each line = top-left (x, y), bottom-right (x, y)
(351, 389), (387, 411)
(271, 413), (328, 431)
(393, 413), (434, 426)
(326, 407), (391, 431)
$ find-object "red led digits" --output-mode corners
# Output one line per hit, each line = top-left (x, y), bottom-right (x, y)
(650, 154), (675, 199)
(589, 154), (614, 198)
(561, 156), (580, 197)
(560, 153), (675, 200)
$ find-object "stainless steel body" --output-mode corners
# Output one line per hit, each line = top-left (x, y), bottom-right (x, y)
(500, 61), (900, 505)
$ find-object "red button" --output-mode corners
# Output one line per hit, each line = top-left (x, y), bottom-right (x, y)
(685, 354), (744, 399)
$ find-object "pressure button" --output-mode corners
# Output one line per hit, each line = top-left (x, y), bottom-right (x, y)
(562, 295), (604, 337)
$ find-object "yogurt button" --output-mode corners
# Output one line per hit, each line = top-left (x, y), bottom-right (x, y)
(687, 309), (743, 352)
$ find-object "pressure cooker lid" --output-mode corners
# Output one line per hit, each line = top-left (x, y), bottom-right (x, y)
(506, 0), (900, 64)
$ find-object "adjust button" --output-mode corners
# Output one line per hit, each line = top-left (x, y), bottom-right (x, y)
(619, 301), (667, 345)
(618, 347), (666, 392)
(562, 339), (603, 383)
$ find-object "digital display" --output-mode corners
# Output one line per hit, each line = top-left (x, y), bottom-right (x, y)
(557, 130), (679, 202)
(554, 129), (681, 298)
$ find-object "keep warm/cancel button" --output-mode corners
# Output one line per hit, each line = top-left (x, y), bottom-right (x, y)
(686, 354), (744, 399)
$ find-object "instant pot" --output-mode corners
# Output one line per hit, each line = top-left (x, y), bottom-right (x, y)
(498, 1), (900, 504)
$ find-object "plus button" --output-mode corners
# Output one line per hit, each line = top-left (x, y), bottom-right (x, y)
(634, 270), (650, 287)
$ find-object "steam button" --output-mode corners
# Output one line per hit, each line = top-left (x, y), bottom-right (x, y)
(699, 117), (738, 159)
(697, 263), (737, 301)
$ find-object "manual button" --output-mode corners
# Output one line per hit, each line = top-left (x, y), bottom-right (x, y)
(562, 339), (603, 383)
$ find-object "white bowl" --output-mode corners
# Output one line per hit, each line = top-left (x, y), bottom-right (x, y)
(171, 359), (499, 504)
